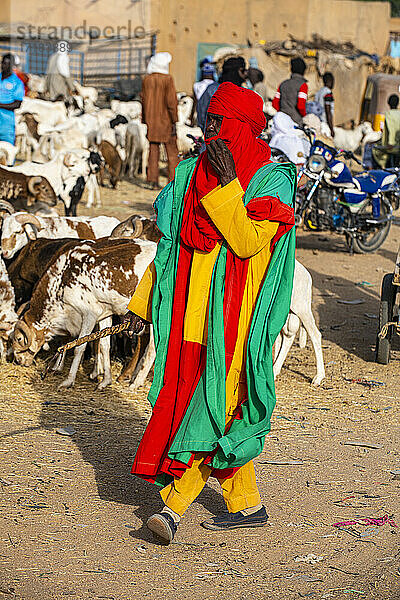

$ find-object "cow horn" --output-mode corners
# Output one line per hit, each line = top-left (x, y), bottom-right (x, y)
(132, 217), (143, 238)
(14, 213), (42, 229)
(27, 176), (43, 195)
(14, 320), (32, 351)
(0, 200), (15, 214)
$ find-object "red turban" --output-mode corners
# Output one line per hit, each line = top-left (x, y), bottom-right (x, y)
(180, 82), (271, 252)
(208, 81), (266, 136)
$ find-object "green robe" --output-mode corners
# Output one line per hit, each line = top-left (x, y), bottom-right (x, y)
(148, 157), (296, 482)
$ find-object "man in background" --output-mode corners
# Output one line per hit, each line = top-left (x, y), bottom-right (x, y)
(272, 57), (308, 125)
(45, 41), (75, 101)
(196, 56), (247, 132)
(193, 58), (216, 101)
(142, 52), (179, 189)
(191, 58), (216, 127)
(372, 94), (400, 168)
(0, 53), (24, 145)
(314, 72), (335, 138)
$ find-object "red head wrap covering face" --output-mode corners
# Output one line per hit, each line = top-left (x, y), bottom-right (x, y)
(180, 82), (271, 252)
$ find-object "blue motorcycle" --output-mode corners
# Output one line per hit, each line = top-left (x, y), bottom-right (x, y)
(296, 130), (397, 253)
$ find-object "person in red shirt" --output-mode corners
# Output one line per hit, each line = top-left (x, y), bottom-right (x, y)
(13, 55), (29, 95)
(272, 58), (307, 125)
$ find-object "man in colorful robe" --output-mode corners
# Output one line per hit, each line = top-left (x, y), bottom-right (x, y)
(124, 82), (296, 545)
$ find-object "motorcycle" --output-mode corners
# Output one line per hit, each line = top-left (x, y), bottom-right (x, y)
(296, 129), (397, 253)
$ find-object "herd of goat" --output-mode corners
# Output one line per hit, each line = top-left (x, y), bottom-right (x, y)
(0, 86), (201, 216)
(0, 206), (325, 391)
(0, 82), (326, 391)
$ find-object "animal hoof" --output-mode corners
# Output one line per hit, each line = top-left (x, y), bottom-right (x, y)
(129, 381), (143, 392)
(117, 374), (129, 383)
(96, 380), (111, 391)
(58, 380), (74, 390)
(311, 376), (324, 386)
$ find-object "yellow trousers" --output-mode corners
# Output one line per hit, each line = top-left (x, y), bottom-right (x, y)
(160, 454), (261, 516)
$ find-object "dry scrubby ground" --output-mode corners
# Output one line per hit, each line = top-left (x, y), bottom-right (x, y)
(0, 180), (400, 600)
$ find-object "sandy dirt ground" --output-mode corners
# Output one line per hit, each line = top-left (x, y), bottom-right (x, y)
(0, 178), (400, 600)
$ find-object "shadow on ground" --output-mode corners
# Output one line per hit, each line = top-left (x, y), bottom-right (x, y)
(36, 360), (225, 542)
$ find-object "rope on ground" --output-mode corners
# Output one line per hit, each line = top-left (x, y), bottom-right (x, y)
(40, 321), (130, 381)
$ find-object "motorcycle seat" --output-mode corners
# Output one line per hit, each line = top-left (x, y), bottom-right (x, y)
(325, 160), (356, 188)
(354, 170), (397, 194)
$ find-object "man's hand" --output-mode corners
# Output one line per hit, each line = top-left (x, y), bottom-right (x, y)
(122, 310), (146, 337)
(207, 139), (237, 187)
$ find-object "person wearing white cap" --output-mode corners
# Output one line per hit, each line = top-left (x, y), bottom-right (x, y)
(45, 41), (74, 101)
(142, 52), (179, 189)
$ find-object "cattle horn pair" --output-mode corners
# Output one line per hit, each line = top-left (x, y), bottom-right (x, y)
(27, 176), (43, 195)
(14, 320), (33, 351)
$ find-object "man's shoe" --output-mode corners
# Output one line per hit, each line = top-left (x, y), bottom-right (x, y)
(147, 512), (178, 544)
(201, 506), (268, 531)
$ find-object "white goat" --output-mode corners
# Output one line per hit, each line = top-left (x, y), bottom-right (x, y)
(273, 261), (325, 386)
(16, 98), (67, 127)
(333, 122), (377, 153)
(178, 95), (194, 125)
(176, 122), (203, 155)
(110, 100), (142, 120)
(73, 81), (98, 105)
(124, 121), (149, 179)
(38, 128), (88, 161)
(85, 172), (101, 208)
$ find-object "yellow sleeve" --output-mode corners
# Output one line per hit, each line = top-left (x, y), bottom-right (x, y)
(201, 178), (279, 259)
(127, 262), (155, 322)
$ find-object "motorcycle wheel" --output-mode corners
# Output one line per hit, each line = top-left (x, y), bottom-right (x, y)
(376, 273), (396, 364)
(351, 199), (391, 254)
